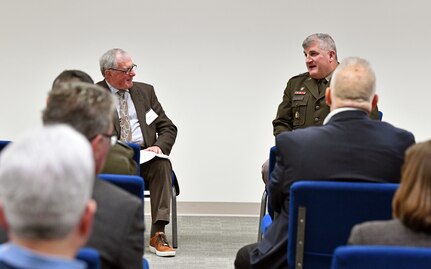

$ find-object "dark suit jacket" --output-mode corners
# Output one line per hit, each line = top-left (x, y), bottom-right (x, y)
(0, 179), (144, 269)
(88, 179), (144, 269)
(97, 80), (177, 155)
(252, 110), (415, 268)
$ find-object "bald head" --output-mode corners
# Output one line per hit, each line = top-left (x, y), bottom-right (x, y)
(327, 57), (378, 113)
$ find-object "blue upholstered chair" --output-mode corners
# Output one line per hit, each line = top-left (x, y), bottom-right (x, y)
(126, 143), (179, 248)
(0, 140), (11, 152)
(258, 146), (277, 241)
(76, 247), (100, 269)
(288, 181), (398, 269)
(143, 257), (150, 269)
(98, 173), (144, 200)
(331, 246), (431, 269)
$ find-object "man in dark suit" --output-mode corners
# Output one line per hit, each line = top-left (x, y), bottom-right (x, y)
(97, 48), (177, 257)
(43, 82), (144, 269)
(235, 57), (415, 268)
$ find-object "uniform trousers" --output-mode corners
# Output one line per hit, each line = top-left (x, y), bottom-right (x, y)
(141, 157), (172, 224)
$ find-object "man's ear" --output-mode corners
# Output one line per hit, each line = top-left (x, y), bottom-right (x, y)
(0, 202), (9, 231)
(328, 51), (336, 62)
(325, 87), (332, 106)
(78, 199), (97, 238)
(371, 93), (379, 109)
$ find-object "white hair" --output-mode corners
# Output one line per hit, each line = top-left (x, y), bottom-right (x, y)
(0, 124), (95, 239)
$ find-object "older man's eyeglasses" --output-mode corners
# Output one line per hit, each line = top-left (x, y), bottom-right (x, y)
(109, 64), (137, 75)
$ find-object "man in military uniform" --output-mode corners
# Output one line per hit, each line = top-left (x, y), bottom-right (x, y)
(261, 33), (379, 184)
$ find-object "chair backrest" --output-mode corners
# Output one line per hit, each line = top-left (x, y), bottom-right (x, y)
(98, 174), (144, 200)
(331, 246), (431, 269)
(76, 247), (100, 269)
(288, 181), (398, 269)
(126, 142), (141, 175)
(268, 146), (277, 179)
(143, 257), (150, 269)
(0, 141), (11, 152)
(267, 146), (278, 217)
(378, 111), (383, 120)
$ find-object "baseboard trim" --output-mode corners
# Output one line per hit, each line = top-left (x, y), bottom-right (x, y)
(144, 201), (260, 217)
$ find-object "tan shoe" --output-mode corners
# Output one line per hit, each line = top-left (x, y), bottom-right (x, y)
(149, 232), (176, 257)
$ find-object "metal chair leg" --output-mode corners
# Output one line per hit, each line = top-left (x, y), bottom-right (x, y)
(172, 185), (178, 248)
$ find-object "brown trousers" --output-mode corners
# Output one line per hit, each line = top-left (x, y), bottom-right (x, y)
(141, 158), (172, 224)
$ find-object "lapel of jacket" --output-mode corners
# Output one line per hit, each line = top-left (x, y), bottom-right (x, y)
(129, 85), (150, 147)
(303, 76), (320, 99)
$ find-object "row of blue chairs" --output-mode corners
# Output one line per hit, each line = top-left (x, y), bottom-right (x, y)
(259, 144), (431, 269)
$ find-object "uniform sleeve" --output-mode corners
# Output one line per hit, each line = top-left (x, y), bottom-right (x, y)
(272, 81), (294, 136)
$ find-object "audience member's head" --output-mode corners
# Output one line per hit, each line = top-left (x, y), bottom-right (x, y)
(302, 33), (338, 79)
(392, 140), (431, 233)
(52, 70), (94, 88)
(0, 125), (96, 257)
(327, 57), (379, 113)
(43, 81), (116, 173)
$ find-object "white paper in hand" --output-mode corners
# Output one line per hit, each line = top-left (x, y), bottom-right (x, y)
(139, 150), (169, 164)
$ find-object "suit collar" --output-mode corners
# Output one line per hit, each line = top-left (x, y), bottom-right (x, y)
(324, 108), (369, 125)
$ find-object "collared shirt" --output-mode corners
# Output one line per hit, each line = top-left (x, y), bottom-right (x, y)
(107, 82), (144, 144)
(323, 107), (362, 125)
(0, 243), (85, 269)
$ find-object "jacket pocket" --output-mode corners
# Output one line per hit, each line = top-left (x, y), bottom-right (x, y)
(292, 95), (309, 127)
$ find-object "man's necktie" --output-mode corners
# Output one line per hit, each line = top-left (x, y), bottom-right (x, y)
(116, 91), (132, 142)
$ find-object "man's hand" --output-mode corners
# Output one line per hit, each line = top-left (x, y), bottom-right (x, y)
(145, 146), (163, 154)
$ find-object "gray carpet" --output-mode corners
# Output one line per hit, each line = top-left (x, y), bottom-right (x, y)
(144, 215), (258, 269)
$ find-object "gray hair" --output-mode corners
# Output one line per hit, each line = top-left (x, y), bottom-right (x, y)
(330, 57), (376, 103)
(302, 33), (337, 55)
(99, 48), (130, 76)
(43, 81), (116, 140)
(0, 125), (94, 239)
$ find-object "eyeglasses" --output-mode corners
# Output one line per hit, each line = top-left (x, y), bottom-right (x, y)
(109, 64), (137, 75)
(100, 133), (118, 146)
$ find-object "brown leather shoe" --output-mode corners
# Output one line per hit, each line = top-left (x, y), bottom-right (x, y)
(149, 232), (176, 257)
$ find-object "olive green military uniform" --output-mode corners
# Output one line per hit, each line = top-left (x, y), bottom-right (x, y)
(101, 141), (137, 175)
(272, 72), (379, 136)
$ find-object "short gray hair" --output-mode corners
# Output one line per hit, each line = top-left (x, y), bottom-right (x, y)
(302, 33), (337, 55)
(330, 57), (376, 102)
(99, 48), (130, 76)
(0, 125), (94, 239)
(43, 81), (116, 140)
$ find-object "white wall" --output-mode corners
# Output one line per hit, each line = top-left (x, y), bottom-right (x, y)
(1, 0), (430, 203)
